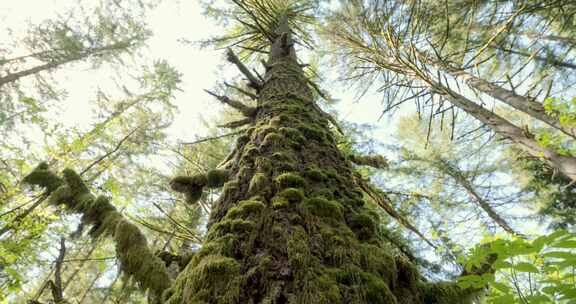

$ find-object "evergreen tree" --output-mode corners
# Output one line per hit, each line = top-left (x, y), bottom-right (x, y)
(19, 1), (496, 303)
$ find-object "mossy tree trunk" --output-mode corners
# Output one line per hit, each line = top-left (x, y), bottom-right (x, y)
(163, 14), (469, 304)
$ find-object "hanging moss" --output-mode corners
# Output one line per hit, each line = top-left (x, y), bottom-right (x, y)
(348, 212), (377, 241)
(170, 174), (207, 204)
(23, 164), (172, 298)
(349, 154), (389, 169)
(274, 172), (305, 189)
(277, 187), (305, 203)
(22, 162), (63, 192)
(357, 271), (397, 304)
(206, 169), (229, 188)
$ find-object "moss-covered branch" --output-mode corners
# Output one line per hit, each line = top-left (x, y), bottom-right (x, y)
(170, 170), (229, 204)
(350, 154), (389, 169)
(22, 163), (172, 298)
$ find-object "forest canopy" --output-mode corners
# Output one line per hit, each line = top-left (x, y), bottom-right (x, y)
(1, 0), (575, 303)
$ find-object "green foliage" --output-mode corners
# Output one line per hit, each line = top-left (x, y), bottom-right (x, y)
(460, 231), (576, 303)
(544, 97), (576, 128)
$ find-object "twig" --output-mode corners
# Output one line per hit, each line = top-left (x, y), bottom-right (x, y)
(218, 118), (252, 129)
(180, 131), (242, 146)
(204, 89), (257, 117)
(50, 238), (66, 304)
(224, 82), (258, 100)
(80, 126), (141, 176)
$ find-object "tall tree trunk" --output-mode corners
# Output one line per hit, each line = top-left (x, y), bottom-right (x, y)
(424, 55), (576, 139)
(162, 14), (467, 304)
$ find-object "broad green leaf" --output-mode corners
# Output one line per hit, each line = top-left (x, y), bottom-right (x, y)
(512, 262), (539, 273)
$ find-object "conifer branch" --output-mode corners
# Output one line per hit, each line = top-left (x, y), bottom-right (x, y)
(357, 178), (437, 249)
(350, 154), (389, 169)
(226, 48), (262, 90)
(204, 89), (257, 117)
(224, 82), (258, 100)
(180, 131), (242, 146)
(218, 118), (252, 129)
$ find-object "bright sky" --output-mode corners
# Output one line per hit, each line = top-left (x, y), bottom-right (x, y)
(0, 0), (393, 146)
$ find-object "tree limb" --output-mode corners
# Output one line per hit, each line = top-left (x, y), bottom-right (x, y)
(226, 48), (262, 90)
(204, 89), (257, 117)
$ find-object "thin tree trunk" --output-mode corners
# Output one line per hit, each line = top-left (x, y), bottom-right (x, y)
(77, 269), (104, 304)
(0, 41), (132, 87)
(428, 57), (576, 139)
(433, 82), (576, 182)
(62, 241), (99, 292)
(436, 158), (518, 235)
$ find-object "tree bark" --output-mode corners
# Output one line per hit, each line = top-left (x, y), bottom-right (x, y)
(163, 13), (469, 304)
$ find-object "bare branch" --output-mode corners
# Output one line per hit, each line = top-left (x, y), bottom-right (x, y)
(226, 48), (262, 90)
(204, 89), (257, 117)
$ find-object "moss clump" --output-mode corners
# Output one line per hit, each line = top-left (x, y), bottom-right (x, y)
(262, 132), (284, 147)
(312, 188), (334, 200)
(272, 197), (289, 209)
(298, 125), (326, 142)
(195, 234), (237, 260)
(300, 197), (343, 220)
(47, 185), (73, 206)
(348, 212), (377, 240)
(341, 197), (365, 208)
(255, 157), (272, 173)
(278, 187), (305, 203)
(226, 200), (265, 219)
(22, 162), (63, 192)
(168, 255), (241, 304)
(206, 169), (229, 188)
(303, 168), (327, 181)
(279, 127), (306, 143)
(248, 173), (270, 195)
(360, 243), (397, 285)
(275, 172), (305, 189)
(358, 271), (397, 304)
